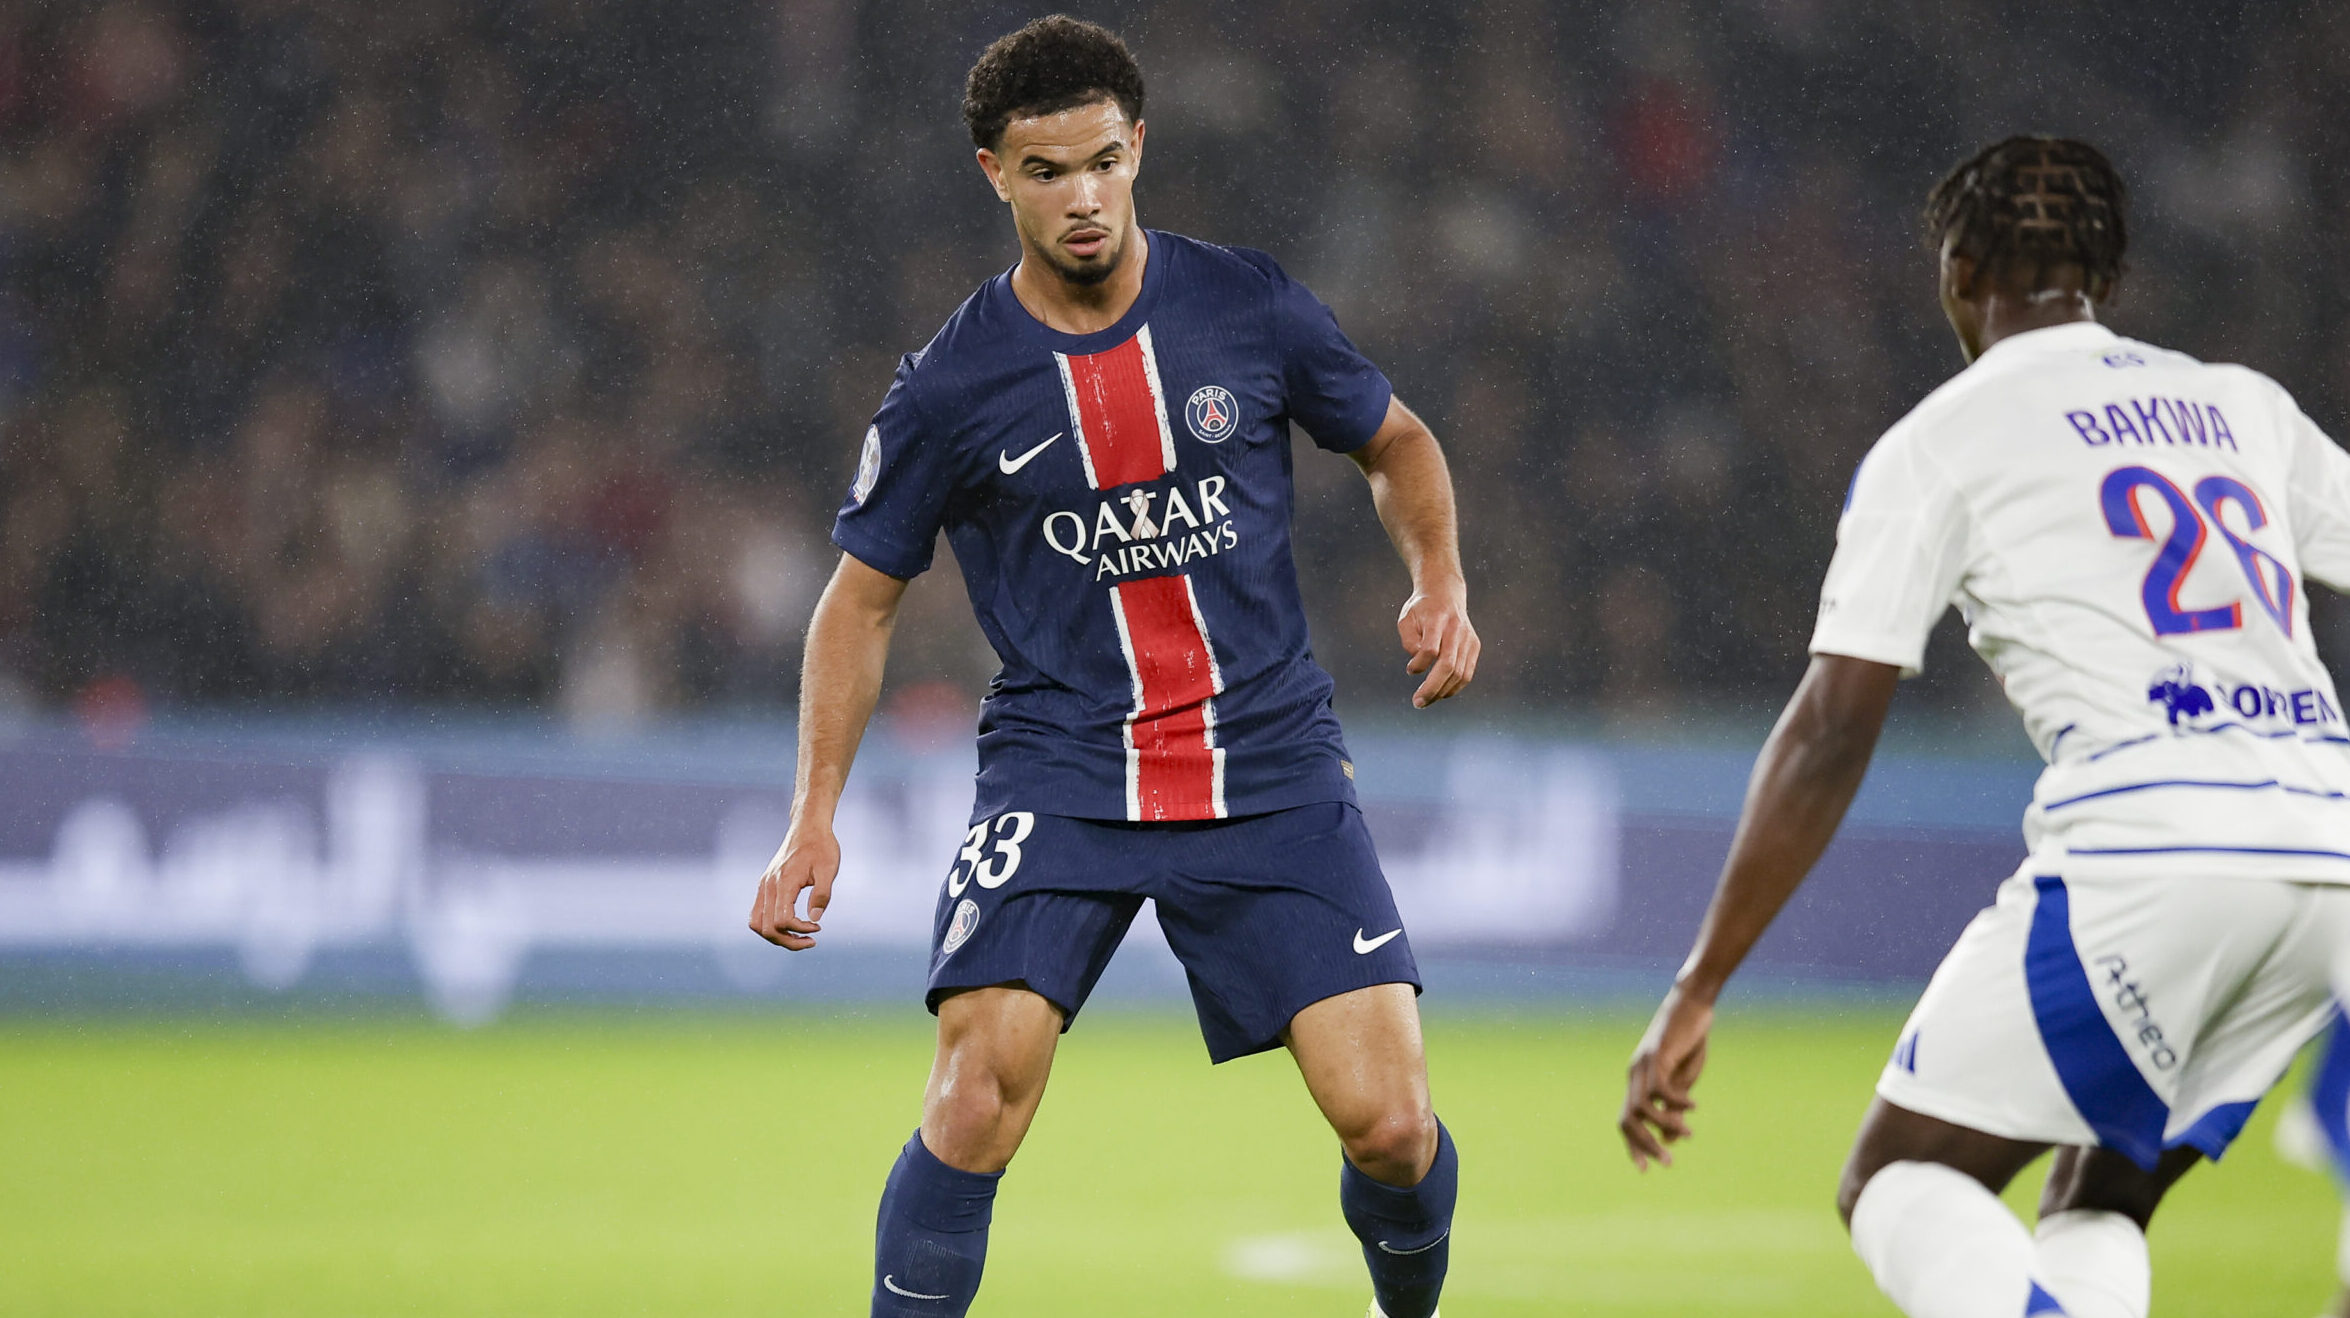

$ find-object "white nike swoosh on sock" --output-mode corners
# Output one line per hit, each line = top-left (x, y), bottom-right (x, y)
(881, 1275), (951, 1301)
(1375, 1229), (1449, 1256)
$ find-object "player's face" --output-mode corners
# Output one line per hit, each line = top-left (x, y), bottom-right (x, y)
(978, 99), (1145, 288)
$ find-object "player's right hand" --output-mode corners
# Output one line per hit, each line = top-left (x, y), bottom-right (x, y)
(748, 825), (840, 951)
(1398, 580), (1479, 709)
(1619, 982), (1714, 1171)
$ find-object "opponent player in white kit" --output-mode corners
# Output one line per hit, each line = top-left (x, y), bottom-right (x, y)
(1619, 135), (2350, 1317)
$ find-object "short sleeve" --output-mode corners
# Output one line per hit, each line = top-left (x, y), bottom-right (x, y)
(1267, 262), (1394, 453)
(830, 356), (954, 580)
(2281, 389), (2350, 594)
(1808, 434), (1972, 677)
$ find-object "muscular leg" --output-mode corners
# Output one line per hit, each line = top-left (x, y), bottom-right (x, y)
(1838, 1098), (2059, 1318)
(872, 985), (1061, 1317)
(923, 985), (1064, 1172)
(1838, 1099), (2051, 1225)
(1286, 982), (1438, 1183)
(1286, 983), (1452, 1318)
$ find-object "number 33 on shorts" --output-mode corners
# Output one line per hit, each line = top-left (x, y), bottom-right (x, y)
(947, 811), (1036, 897)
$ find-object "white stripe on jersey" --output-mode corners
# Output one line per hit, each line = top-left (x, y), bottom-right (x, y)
(1134, 324), (1181, 474)
(1051, 351), (1103, 490)
(1105, 582), (1146, 822)
(1179, 573), (1229, 819)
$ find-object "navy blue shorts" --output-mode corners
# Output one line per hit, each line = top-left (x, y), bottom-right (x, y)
(924, 801), (1420, 1063)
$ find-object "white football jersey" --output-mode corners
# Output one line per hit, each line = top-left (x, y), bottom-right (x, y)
(1813, 320), (2350, 882)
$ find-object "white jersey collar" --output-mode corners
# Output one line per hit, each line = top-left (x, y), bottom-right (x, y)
(1973, 319), (2118, 366)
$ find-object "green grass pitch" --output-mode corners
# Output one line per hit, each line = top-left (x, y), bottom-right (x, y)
(0, 1005), (2333, 1315)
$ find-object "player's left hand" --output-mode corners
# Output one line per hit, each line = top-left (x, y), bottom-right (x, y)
(1620, 983), (1714, 1171)
(1398, 581), (1478, 708)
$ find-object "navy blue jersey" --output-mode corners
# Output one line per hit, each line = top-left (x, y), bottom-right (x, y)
(833, 231), (1392, 823)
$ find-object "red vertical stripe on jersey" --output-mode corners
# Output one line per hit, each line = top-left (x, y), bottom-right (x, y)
(1056, 327), (1176, 490)
(1109, 573), (1226, 821)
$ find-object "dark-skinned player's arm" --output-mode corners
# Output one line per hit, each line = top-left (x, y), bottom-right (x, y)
(747, 553), (909, 950)
(1348, 396), (1479, 708)
(1619, 653), (1901, 1169)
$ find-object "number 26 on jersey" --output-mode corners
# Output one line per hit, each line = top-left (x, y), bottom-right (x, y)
(2100, 465), (2295, 638)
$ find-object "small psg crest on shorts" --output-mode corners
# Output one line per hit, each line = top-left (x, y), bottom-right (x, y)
(940, 898), (981, 957)
(1185, 385), (1239, 443)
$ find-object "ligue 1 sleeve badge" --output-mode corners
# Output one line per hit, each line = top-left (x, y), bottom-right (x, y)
(851, 425), (882, 503)
(1184, 385), (1239, 443)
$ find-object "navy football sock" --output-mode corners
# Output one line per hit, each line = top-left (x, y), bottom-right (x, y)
(871, 1130), (1001, 1317)
(1339, 1118), (1457, 1318)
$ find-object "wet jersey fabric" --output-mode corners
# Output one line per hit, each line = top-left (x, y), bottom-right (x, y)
(833, 231), (1391, 823)
(1812, 321), (2350, 882)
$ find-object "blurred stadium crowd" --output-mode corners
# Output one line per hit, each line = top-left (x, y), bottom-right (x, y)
(3, 0), (2346, 727)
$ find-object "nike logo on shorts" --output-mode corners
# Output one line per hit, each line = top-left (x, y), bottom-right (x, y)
(1353, 927), (1403, 955)
(1376, 1229), (1449, 1255)
(998, 432), (1062, 474)
(881, 1275), (951, 1301)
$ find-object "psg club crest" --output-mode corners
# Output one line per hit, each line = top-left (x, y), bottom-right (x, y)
(940, 898), (981, 957)
(1185, 385), (1238, 443)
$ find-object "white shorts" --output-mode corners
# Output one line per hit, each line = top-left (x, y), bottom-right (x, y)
(1877, 865), (2350, 1169)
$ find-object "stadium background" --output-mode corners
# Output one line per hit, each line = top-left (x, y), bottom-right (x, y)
(0, 1), (2342, 1314)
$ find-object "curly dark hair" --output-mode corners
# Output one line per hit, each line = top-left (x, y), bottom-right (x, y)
(963, 16), (1145, 151)
(1925, 136), (2128, 302)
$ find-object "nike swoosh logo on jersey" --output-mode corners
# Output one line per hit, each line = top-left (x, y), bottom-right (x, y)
(1376, 1229), (1449, 1256)
(881, 1275), (951, 1301)
(998, 432), (1062, 474)
(1353, 927), (1402, 955)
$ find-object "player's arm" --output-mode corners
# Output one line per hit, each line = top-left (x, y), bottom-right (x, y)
(1348, 396), (1479, 708)
(748, 553), (909, 950)
(1619, 653), (1901, 1169)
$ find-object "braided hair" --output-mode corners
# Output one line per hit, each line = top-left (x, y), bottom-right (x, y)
(1925, 137), (2127, 302)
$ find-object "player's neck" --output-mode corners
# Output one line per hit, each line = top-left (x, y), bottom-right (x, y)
(1010, 225), (1150, 335)
(1971, 289), (2097, 359)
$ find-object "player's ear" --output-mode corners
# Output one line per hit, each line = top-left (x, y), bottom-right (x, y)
(1129, 117), (1145, 170)
(1942, 249), (1977, 302)
(1934, 229), (1971, 302)
(977, 147), (1011, 203)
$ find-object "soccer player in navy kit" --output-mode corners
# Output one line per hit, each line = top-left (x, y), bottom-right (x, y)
(746, 19), (1478, 1318)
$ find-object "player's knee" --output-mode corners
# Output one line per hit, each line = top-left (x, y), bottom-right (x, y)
(2038, 1145), (2190, 1230)
(1337, 1101), (1437, 1184)
(1834, 1161), (1872, 1229)
(1832, 1141), (1889, 1231)
(923, 1065), (1023, 1169)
